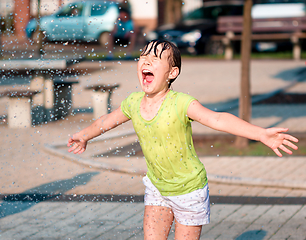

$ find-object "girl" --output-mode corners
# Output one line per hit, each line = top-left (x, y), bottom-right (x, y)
(68, 40), (298, 240)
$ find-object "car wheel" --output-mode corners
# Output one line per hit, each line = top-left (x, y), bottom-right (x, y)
(99, 32), (110, 47)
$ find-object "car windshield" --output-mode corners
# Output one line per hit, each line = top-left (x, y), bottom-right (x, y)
(183, 5), (243, 21)
(90, 3), (109, 16)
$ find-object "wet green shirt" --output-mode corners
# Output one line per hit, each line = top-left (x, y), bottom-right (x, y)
(121, 90), (207, 196)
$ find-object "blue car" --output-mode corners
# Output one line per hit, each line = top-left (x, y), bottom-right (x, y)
(25, 1), (120, 46)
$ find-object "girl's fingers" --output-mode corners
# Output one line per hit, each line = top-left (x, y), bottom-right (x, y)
(67, 137), (74, 146)
(78, 148), (85, 154)
(272, 127), (288, 135)
(283, 139), (298, 150)
(273, 148), (282, 157)
(68, 143), (79, 153)
(73, 148), (80, 154)
(73, 145), (82, 154)
(285, 134), (299, 143)
(279, 144), (292, 155)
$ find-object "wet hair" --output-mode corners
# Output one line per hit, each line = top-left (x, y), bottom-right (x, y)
(140, 39), (181, 87)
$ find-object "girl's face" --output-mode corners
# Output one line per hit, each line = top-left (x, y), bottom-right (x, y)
(137, 43), (178, 96)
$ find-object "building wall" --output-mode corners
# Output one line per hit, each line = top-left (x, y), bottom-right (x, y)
(129, 0), (158, 32)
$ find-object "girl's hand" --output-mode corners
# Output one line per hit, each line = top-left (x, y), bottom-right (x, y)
(67, 134), (87, 154)
(260, 128), (299, 157)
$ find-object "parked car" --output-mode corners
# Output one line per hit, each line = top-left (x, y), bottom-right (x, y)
(25, 1), (121, 46)
(145, 1), (244, 55)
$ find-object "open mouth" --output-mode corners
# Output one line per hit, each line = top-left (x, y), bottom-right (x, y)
(142, 69), (154, 83)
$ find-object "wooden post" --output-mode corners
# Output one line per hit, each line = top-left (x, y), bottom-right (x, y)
(36, 0), (45, 56)
(0, 2), (1, 58)
(164, 0), (182, 24)
(235, 0), (253, 148)
(173, 0), (182, 23)
(165, 0), (174, 24)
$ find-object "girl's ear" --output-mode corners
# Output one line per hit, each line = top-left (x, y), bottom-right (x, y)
(168, 66), (179, 80)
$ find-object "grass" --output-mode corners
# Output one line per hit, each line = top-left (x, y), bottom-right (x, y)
(84, 50), (306, 61)
(131, 134), (306, 157)
(193, 135), (306, 157)
(181, 51), (306, 60)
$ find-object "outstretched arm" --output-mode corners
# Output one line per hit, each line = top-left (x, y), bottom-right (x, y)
(187, 100), (298, 157)
(67, 107), (130, 154)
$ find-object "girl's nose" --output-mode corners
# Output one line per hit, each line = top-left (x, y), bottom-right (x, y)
(144, 59), (151, 65)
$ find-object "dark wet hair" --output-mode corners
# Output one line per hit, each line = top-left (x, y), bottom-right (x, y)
(140, 40), (181, 87)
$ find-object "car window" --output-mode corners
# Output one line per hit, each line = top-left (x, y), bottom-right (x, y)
(90, 3), (108, 16)
(57, 4), (83, 17)
(183, 5), (243, 21)
(184, 8), (205, 20)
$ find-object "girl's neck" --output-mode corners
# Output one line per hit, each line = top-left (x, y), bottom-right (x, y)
(140, 88), (170, 121)
(143, 88), (170, 104)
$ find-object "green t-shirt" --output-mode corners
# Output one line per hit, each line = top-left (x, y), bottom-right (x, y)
(121, 90), (207, 196)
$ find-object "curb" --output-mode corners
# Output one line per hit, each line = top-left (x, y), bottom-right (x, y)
(207, 173), (306, 190)
(44, 129), (306, 190)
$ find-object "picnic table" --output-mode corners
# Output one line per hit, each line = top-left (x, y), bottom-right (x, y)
(0, 57), (83, 128)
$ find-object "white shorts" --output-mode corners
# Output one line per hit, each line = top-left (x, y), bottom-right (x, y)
(143, 176), (210, 226)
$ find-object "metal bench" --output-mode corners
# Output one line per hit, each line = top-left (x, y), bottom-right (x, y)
(211, 16), (306, 60)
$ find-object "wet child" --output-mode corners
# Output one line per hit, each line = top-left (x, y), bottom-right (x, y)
(68, 40), (299, 240)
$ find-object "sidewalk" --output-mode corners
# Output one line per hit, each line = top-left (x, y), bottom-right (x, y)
(1, 201), (305, 239)
(1, 44), (306, 239)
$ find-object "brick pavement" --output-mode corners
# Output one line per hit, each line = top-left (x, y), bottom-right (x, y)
(1, 201), (305, 239)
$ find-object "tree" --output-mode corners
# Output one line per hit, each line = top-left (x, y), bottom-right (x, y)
(235, 0), (253, 148)
(159, 0), (182, 25)
(35, 0), (45, 55)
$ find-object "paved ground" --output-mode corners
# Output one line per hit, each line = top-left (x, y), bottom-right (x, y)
(1, 201), (306, 240)
(1, 37), (306, 239)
